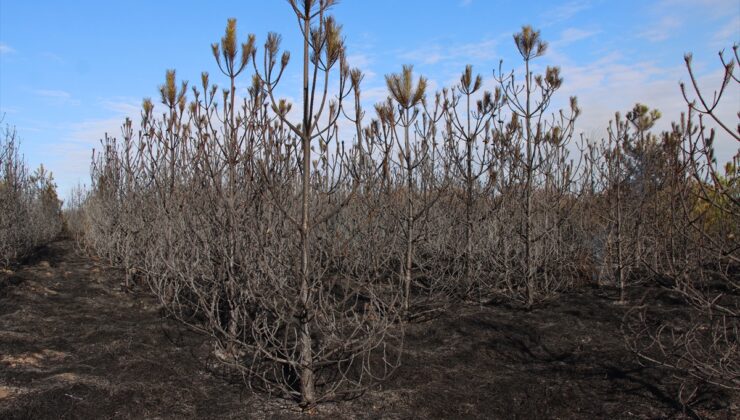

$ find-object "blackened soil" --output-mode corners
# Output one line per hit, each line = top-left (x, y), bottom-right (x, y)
(0, 240), (736, 419)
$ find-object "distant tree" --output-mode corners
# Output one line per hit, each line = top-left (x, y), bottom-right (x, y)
(0, 124), (62, 267)
(590, 104), (661, 303)
(624, 45), (739, 405)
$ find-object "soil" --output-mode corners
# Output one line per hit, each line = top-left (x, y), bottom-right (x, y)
(0, 240), (736, 419)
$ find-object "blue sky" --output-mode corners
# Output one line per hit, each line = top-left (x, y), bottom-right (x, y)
(1, 0), (738, 195)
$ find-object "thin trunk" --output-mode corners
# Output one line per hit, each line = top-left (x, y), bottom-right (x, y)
(652, 188), (659, 273)
(465, 93), (474, 295)
(616, 145), (625, 304)
(227, 73), (239, 347)
(404, 111), (413, 316)
(299, 3), (316, 407)
(524, 58), (534, 308)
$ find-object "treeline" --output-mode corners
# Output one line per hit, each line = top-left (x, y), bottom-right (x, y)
(0, 122), (63, 268)
(67, 0), (738, 410)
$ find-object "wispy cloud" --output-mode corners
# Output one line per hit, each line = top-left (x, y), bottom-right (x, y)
(0, 105), (20, 115)
(638, 16), (683, 42)
(399, 38), (500, 65)
(551, 51), (737, 163)
(33, 89), (77, 106)
(553, 27), (600, 47)
(657, 0), (738, 18)
(31, 89), (81, 106)
(33, 89), (72, 99)
(361, 86), (390, 104)
(65, 117), (127, 144)
(712, 15), (740, 45)
(457, 38), (500, 61)
(460, 0), (473, 7)
(542, 0), (592, 26)
(399, 45), (445, 65)
(345, 53), (378, 80)
(40, 52), (65, 64)
(101, 99), (140, 116)
(0, 43), (15, 54)
(642, 0), (734, 46)
(346, 54), (371, 69)
(52, 110), (137, 192)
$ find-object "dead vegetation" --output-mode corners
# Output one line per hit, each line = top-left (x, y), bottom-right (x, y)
(0, 240), (736, 419)
(1, 0), (737, 416)
(69, 0), (737, 412)
(0, 123), (63, 268)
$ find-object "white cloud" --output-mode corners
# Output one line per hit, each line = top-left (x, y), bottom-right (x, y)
(400, 45), (445, 65)
(0, 43), (15, 54)
(542, 0), (592, 26)
(346, 53), (371, 69)
(40, 52), (65, 64)
(642, 0), (735, 47)
(33, 89), (72, 99)
(65, 116), (128, 145)
(46, 98), (143, 194)
(345, 53), (377, 80)
(712, 15), (740, 45)
(458, 38), (500, 62)
(101, 99), (141, 116)
(638, 16), (683, 42)
(31, 89), (79, 106)
(399, 37), (499, 65)
(657, 0), (739, 18)
(0, 105), (20, 115)
(553, 28), (600, 47)
(553, 55), (738, 164)
(361, 86), (389, 104)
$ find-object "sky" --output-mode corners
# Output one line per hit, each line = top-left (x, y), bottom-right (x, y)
(1, 0), (738, 196)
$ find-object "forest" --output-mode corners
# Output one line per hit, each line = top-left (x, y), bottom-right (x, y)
(0, 0), (738, 418)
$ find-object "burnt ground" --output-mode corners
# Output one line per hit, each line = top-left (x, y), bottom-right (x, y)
(0, 240), (736, 419)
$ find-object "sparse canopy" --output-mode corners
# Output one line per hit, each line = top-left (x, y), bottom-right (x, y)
(514, 25), (547, 60)
(385, 65), (427, 110)
(211, 18), (256, 77)
(626, 103), (662, 132)
(158, 69), (187, 110)
(459, 64), (483, 95)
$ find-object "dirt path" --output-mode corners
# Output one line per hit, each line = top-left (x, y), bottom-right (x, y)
(0, 240), (735, 419)
(0, 240), (257, 419)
